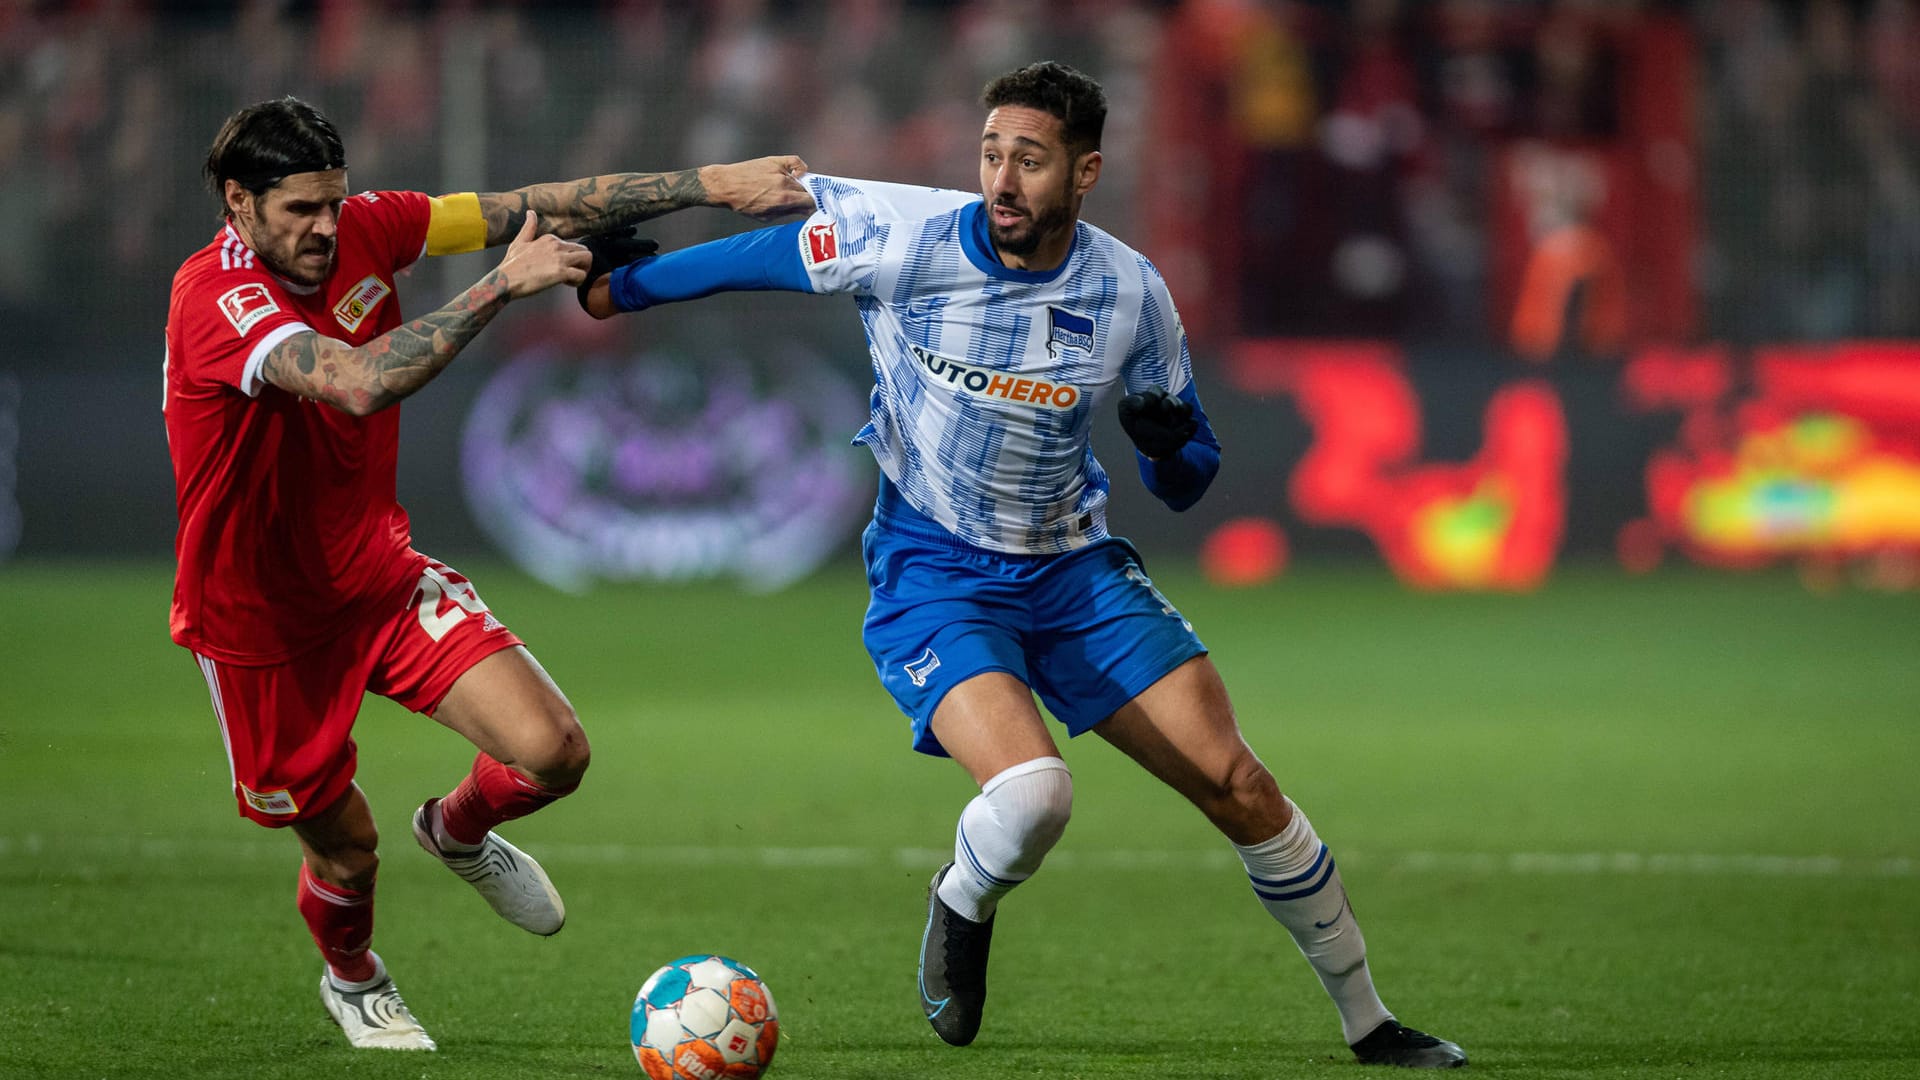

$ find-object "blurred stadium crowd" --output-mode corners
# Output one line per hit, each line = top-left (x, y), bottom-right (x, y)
(0, 0), (1914, 358)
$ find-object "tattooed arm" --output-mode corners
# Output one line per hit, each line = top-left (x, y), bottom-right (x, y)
(474, 155), (812, 245)
(261, 214), (590, 417)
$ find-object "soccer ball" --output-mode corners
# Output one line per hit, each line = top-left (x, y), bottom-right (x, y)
(631, 954), (780, 1079)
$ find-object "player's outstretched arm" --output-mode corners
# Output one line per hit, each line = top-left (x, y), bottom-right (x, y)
(475, 156), (811, 245)
(581, 222), (824, 319)
(261, 214), (588, 416)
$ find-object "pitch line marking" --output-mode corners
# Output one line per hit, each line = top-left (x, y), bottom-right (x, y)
(0, 835), (1911, 878)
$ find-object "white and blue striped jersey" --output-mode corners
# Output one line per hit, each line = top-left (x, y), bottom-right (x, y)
(605, 173), (1216, 554)
(790, 174), (1196, 555)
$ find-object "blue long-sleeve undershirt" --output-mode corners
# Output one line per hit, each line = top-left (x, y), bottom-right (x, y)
(608, 222), (812, 311)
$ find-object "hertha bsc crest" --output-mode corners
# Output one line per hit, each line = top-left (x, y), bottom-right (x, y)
(904, 647), (941, 687)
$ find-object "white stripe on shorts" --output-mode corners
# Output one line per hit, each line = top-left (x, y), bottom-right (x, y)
(194, 652), (238, 788)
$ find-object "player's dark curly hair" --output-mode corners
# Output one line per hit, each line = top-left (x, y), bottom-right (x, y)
(203, 96), (347, 217)
(982, 61), (1107, 157)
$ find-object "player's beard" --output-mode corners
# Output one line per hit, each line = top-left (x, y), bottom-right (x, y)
(989, 194), (1074, 259)
(267, 237), (336, 287)
(238, 203), (338, 288)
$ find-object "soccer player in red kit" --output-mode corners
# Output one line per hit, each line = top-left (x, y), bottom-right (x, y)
(164, 97), (810, 1051)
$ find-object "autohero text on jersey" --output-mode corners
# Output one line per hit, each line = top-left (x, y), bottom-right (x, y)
(909, 344), (1081, 410)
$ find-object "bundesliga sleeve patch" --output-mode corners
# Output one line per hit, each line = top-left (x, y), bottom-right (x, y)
(801, 221), (840, 267)
(218, 283), (281, 336)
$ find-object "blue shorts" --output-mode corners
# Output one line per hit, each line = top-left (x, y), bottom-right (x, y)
(861, 515), (1208, 758)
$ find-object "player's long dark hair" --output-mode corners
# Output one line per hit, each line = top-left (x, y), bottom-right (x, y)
(982, 61), (1107, 157)
(203, 96), (347, 217)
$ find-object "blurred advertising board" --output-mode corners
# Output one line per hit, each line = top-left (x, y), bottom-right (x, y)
(1188, 339), (1920, 590)
(11, 336), (1916, 594)
(459, 342), (870, 593)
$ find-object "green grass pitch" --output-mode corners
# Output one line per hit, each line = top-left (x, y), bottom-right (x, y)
(2, 559), (1916, 1079)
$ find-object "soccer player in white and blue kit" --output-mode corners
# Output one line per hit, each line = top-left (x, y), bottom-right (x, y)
(582, 62), (1465, 1068)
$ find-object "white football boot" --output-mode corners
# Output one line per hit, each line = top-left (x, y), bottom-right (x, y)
(319, 952), (437, 1051)
(412, 798), (566, 936)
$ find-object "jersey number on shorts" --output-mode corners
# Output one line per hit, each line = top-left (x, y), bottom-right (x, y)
(413, 564), (490, 642)
(1124, 564), (1176, 615)
(1125, 564), (1194, 630)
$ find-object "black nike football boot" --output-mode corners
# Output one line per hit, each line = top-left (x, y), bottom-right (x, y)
(918, 862), (994, 1046)
(1351, 1019), (1469, 1068)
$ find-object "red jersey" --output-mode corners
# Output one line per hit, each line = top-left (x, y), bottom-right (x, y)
(165, 190), (443, 665)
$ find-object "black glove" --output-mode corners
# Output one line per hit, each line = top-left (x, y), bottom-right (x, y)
(1118, 388), (1197, 459)
(576, 227), (660, 311)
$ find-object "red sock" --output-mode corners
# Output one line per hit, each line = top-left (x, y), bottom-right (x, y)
(297, 863), (375, 984)
(438, 752), (577, 846)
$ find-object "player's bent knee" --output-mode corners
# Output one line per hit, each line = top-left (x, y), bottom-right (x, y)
(294, 790), (382, 889)
(1228, 752), (1282, 805)
(1017, 786), (1072, 854)
(522, 718), (590, 793)
(1209, 752), (1287, 840)
(308, 844), (378, 893)
(997, 759), (1074, 854)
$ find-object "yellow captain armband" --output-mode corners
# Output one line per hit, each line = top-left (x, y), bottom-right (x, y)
(424, 192), (487, 256)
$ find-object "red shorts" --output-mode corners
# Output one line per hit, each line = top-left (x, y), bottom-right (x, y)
(189, 557), (524, 827)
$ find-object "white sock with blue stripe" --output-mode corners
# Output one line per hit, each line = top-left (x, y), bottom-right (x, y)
(1235, 798), (1392, 1044)
(936, 757), (1073, 923)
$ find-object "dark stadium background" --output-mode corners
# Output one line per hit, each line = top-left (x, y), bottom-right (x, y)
(5, 0), (1916, 583)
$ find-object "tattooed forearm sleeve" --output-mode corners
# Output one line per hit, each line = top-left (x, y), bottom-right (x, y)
(476, 170), (709, 245)
(260, 272), (512, 416)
